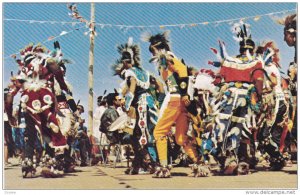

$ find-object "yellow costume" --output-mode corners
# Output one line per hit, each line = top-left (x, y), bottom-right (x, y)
(154, 56), (198, 166)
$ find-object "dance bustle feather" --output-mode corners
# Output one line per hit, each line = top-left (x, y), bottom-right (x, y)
(259, 41), (281, 67)
(111, 59), (124, 77)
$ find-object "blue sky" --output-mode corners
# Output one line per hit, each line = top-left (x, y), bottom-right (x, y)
(3, 3), (297, 120)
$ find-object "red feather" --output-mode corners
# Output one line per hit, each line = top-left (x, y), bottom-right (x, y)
(210, 48), (218, 54)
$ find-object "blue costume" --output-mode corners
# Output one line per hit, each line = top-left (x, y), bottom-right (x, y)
(112, 38), (161, 174)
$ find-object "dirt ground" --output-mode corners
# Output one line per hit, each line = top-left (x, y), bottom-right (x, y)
(3, 159), (298, 190)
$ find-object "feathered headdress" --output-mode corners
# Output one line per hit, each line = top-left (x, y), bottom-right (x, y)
(117, 37), (141, 67)
(231, 21), (255, 52)
(19, 43), (34, 59)
(16, 43), (48, 79)
(277, 14), (297, 34)
(257, 41), (281, 67)
(284, 14), (297, 33)
(16, 41), (71, 77)
(141, 31), (171, 53)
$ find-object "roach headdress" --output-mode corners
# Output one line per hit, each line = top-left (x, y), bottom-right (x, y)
(112, 37), (141, 78)
(117, 37), (141, 67)
(284, 14), (297, 34)
(141, 31), (171, 53)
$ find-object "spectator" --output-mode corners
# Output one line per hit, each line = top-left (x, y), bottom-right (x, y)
(99, 93), (122, 144)
(4, 88), (15, 167)
(76, 105), (90, 167)
(91, 95), (108, 164)
(12, 106), (25, 161)
(93, 95), (108, 146)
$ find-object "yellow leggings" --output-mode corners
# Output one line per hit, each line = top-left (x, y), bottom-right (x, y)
(154, 96), (198, 166)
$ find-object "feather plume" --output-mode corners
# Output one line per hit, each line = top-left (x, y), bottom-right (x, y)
(111, 59), (123, 75)
(127, 37), (133, 46)
(163, 30), (171, 40)
(275, 17), (284, 25)
(246, 50), (252, 61)
(149, 50), (172, 67)
(233, 36), (243, 42)
(259, 40), (281, 67)
(231, 23), (241, 34)
(284, 14), (297, 27)
(117, 40), (141, 67)
(243, 24), (247, 37)
(140, 32), (152, 42)
(210, 48), (222, 62)
(220, 41), (229, 59)
(142, 31), (171, 48)
(232, 21), (252, 44)
(114, 88), (118, 94)
(194, 70), (216, 93)
(210, 47), (218, 55)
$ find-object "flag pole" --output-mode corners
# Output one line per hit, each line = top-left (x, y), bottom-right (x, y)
(88, 2), (95, 137)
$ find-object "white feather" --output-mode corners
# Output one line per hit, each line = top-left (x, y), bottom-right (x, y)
(246, 50), (252, 61)
(221, 42), (230, 59)
(245, 23), (251, 29)
(276, 17), (285, 25)
(163, 30), (171, 39)
(140, 32), (152, 42)
(246, 28), (251, 36)
(127, 37), (133, 46)
(233, 36), (242, 42)
(264, 48), (275, 63)
(194, 73), (216, 93)
(216, 53), (222, 62)
(53, 78), (62, 96)
(256, 55), (264, 66)
(231, 23), (241, 34)
(56, 49), (62, 58)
